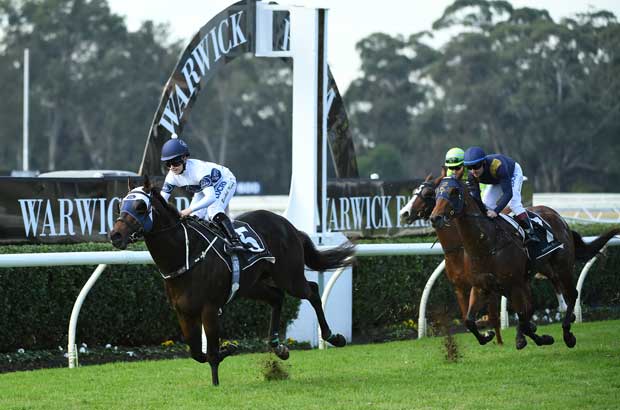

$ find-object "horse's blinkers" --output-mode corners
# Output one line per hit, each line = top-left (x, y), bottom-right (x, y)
(117, 189), (154, 240)
(414, 181), (436, 219)
(435, 177), (464, 218)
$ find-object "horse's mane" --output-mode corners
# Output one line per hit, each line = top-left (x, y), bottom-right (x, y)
(150, 186), (181, 217)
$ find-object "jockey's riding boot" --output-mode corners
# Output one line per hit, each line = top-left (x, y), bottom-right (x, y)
(518, 214), (541, 244)
(213, 213), (246, 252)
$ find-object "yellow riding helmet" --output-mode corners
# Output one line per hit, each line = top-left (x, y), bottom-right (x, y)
(444, 147), (464, 167)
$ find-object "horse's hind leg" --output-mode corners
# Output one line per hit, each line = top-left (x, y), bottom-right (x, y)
(243, 283), (289, 359)
(306, 281), (346, 347)
(465, 287), (495, 345)
(557, 274), (579, 348)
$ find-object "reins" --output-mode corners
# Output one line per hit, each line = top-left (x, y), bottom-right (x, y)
(158, 220), (219, 280)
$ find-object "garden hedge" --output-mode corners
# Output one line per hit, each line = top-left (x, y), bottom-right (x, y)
(352, 224), (620, 339)
(0, 242), (299, 352)
(1, 223), (618, 351)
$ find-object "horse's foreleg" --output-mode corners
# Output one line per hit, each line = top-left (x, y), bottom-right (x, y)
(512, 286), (554, 349)
(176, 313), (207, 363)
(307, 281), (346, 347)
(465, 287), (495, 345)
(454, 286), (469, 324)
(202, 307), (225, 386)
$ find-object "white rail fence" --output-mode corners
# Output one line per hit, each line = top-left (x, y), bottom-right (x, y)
(533, 193), (620, 223)
(0, 237), (617, 366)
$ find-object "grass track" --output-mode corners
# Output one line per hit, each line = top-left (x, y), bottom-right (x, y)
(1, 320), (619, 410)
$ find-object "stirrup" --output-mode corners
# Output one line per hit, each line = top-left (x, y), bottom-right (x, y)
(525, 230), (541, 243)
(224, 239), (246, 253)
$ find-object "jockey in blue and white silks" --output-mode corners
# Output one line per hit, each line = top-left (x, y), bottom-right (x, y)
(160, 135), (246, 252)
(464, 146), (540, 243)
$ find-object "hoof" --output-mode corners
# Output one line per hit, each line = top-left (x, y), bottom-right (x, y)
(516, 337), (527, 350)
(272, 344), (290, 360)
(479, 331), (495, 345)
(325, 333), (346, 347)
(538, 334), (555, 346)
(563, 332), (576, 348)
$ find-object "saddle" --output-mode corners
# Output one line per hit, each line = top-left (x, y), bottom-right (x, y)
(162, 217), (275, 303)
(498, 211), (564, 261)
(186, 216), (276, 270)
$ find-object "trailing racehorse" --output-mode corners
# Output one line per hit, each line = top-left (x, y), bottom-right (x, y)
(399, 172), (504, 345)
(109, 176), (355, 385)
(430, 170), (619, 349)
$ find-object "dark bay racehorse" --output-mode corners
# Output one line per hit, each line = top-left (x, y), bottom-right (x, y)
(430, 171), (619, 349)
(399, 173), (503, 345)
(109, 176), (354, 385)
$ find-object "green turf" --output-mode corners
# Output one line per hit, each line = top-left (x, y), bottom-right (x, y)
(1, 320), (619, 410)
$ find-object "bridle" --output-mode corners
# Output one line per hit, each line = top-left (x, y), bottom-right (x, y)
(116, 188), (154, 243)
(412, 181), (437, 220)
(435, 177), (466, 220)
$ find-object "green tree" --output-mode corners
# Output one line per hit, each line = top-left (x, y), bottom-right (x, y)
(425, 0), (620, 191)
(344, 32), (440, 178)
(0, 0), (180, 172)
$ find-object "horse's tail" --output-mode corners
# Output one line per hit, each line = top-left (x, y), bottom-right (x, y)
(572, 228), (620, 261)
(298, 231), (355, 271)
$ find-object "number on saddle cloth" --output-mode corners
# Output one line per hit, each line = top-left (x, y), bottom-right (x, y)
(525, 211), (564, 259)
(500, 211), (563, 260)
(231, 221), (265, 253)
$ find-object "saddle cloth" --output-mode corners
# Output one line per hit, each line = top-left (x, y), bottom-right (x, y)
(181, 218), (276, 302)
(499, 211), (564, 260)
(187, 217), (276, 273)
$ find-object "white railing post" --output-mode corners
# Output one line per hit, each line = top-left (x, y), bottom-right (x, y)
(575, 246), (607, 323)
(68, 263), (108, 368)
(417, 260), (446, 338)
(500, 296), (509, 329)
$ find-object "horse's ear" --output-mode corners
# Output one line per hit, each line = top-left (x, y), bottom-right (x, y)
(455, 166), (465, 180)
(143, 174), (151, 191)
(128, 177), (136, 190)
(424, 173), (433, 182)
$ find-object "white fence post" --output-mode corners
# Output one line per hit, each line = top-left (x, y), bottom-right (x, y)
(575, 245), (608, 323)
(68, 263), (108, 368)
(417, 260), (446, 338)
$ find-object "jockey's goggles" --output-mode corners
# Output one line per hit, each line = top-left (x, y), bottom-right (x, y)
(164, 157), (184, 168)
(466, 162), (483, 170)
(447, 164), (463, 171)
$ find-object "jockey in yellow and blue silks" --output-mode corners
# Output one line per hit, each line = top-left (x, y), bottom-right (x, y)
(445, 147), (486, 211)
(463, 146), (540, 243)
(444, 147), (468, 179)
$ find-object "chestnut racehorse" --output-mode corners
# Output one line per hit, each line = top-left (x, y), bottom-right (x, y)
(399, 173), (503, 344)
(430, 171), (619, 349)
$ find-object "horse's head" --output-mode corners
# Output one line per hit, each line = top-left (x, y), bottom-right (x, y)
(109, 175), (178, 249)
(399, 174), (441, 224)
(430, 168), (467, 229)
